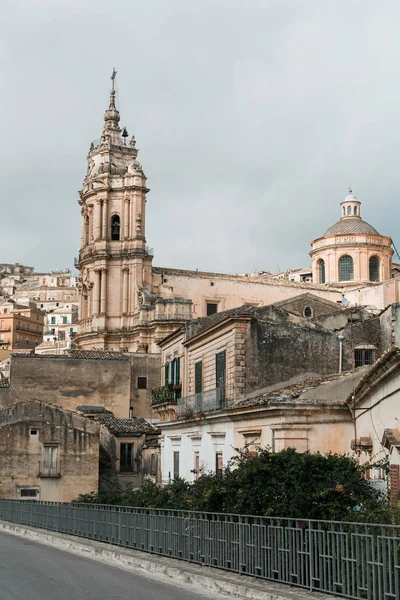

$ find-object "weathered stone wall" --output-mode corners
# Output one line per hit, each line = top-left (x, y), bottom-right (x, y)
(0, 401), (99, 502)
(0, 355), (131, 418)
(129, 353), (160, 419)
(245, 309), (383, 395)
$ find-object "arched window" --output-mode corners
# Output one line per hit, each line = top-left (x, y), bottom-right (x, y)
(343, 206), (346, 216)
(347, 206), (351, 215)
(369, 256), (380, 282)
(111, 215), (120, 241)
(353, 206), (357, 215)
(339, 255), (354, 281)
(318, 259), (325, 284)
(304, 306), (313, 318)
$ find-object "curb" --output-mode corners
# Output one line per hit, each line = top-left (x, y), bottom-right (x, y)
(0, 521), (339, 600)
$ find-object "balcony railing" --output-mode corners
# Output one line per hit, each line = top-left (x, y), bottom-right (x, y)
(177, 386), (232, 418)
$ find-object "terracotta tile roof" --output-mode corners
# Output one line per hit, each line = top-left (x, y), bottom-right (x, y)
(13, 350), (130, 361)
(76, 405), (113, 414)
(96, 415), (159, 437)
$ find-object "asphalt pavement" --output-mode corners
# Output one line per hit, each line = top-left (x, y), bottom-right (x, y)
(0, 531), (226, 600)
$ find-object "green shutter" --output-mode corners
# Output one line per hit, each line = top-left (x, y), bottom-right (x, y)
(216, 350), (226, 405)
(195, 360), (202, 394)
(175, 357), (180, 385)
(164, 362), (169, 385)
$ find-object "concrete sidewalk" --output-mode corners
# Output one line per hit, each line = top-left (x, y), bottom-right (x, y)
(0, 520), (339, 600)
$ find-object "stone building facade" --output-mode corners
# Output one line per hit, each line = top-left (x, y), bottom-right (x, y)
(0, 400), (100, 502)
(153, 294), (386, 427)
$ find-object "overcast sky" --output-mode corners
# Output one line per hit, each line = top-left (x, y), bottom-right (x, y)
(1, 0), (400, 275)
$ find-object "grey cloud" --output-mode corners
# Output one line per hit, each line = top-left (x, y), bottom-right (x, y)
(1, 0), (400, 273)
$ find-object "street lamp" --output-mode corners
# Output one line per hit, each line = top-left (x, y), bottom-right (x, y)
(337, 334), (345, 374)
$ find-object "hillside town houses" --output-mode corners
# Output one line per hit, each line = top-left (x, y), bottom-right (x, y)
(1, 74), (400, 503)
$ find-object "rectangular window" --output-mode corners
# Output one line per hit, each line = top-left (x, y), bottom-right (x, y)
(195, 360), (203, 394)
(42, 446), (59, 477)
(137, 376), (147, 390)
(215, 451), (223, 476)
(20, 488), (38, 498)
(173, 451), (180, 479)
(120, 443), (134, 472)
(51, 316), (56, 324)
(354, 349), (375, 367)
(215, 349), (226, 407)
(62, 316), (67, 324)
(206, 302), (218, 316)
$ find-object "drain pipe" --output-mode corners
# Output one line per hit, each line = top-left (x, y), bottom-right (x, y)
(337, 333), (345, 374)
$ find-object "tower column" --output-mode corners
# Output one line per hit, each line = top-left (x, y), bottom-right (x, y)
(122, 267), (129, 314)
(94, 201), (102, 240)
(80, 209), (85, 248)
(102, 200), (108, 239)
(93, 269), (101, 315)
(100, 269), (107, 314)
(129, 197), (134, 238)
(124, 198), (130, 239)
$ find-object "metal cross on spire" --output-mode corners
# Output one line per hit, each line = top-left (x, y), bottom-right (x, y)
(111, 68), (117, 89)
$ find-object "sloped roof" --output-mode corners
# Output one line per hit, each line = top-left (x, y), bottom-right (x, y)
(324, 218), (379, 237)
(231, 369), (367, 410)
(13, 350), (130, 361)
(76, 405), (112, 415)
(96, 415), (158, 437)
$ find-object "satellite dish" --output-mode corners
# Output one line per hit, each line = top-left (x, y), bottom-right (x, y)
(342, 297), (350, 307)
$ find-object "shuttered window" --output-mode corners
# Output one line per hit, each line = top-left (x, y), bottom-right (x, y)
(42, 446), (58, 477)
(215, 350), (226, 406)
(195, 360), (202, 394)
(170, 357), (180, 385)
(164, 362), (170, 385)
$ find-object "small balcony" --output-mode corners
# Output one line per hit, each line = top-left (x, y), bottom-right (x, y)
(151, 384), (178, 407)
(177, 386), (232, 419)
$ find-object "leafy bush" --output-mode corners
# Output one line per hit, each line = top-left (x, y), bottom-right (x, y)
(76, 448), (387, 521)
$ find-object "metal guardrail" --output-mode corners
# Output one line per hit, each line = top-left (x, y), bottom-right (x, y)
(177, 387), (232, 415)
(0, 500), (399, 599)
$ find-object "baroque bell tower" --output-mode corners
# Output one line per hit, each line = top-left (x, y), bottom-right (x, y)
(75, 70), (154, 350)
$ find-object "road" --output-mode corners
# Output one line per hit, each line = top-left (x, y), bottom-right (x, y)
(0, 531), (225, 600)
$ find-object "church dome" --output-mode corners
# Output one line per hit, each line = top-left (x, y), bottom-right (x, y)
(323, 188), (380, 237)
(324, 218), (379, 237)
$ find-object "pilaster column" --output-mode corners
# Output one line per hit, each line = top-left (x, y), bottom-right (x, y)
(129, 196), (135, 239)
(93, 269), (101, 315)
(128, 269), (134, 313)
(100, 268), (107, 314)
(102, 200), (108, 239)
(124, 198), (130, 239)
(122, 267), (129, 314)
(94, 201), (102, 240)
(80, 209), (86, 248)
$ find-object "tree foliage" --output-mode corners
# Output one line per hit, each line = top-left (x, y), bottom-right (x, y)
(75, 447), (386, 521)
